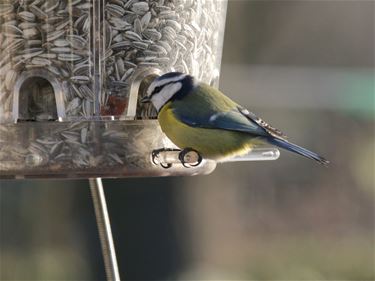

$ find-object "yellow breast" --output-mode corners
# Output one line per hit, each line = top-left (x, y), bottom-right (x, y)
(158, 102), (262, 160)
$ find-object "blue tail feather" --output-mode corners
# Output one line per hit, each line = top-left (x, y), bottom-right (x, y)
(268, 138), (329, 165)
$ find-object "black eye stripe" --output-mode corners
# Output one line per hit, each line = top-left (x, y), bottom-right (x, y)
(150, 81), (177, 98)
(154, 86), (162, 93)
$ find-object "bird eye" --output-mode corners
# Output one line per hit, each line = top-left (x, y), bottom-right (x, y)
(154, 86), (162, 94)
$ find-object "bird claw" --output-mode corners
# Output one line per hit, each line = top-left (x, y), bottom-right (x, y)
(151, 148), (179, 169)
(178, 148), (202, 168)
(151, 148), (203, 169)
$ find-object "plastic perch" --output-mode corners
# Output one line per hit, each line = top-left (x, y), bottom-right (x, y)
(221, 147), (280, 162)
(151, 147), (280, 169)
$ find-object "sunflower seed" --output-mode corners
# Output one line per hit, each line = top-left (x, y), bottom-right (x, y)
(81, 127), (88, 143)
(5, 69), (17, 91)
(57, 53), (82, 61)
(132, 41), (148, 50)
(141, 11), (151, 29)
(70, 75), (90, 84)
(21, 49), (43, 59)
(23, 27), (39, 39)
(108, 17), (131, 30)
(0, 53), (11, 68)
(3, 19), (17, 26)
(42, 0), (60, 13)
(18, 11), (36, 22)
(41, 23), (55, 32)
(2, 24), (23, 37)
(77, 2), (93, 9)
(44, 16), (63, 25)
(79, 85), (94, 100)
(47, 65), (61, 75)
(29, 5), (48, 20)
(158, 10), (176, 20)
(133, 18), (142, 34)
(112, 33), (123, 43)
(153, 57), (170, 64)
(143, 28), (162, 41)
(73, 64), (90, 76)
(162, 25), (177, 38)
(18, 22), (37, 30)
(26, 39), (41, 47)
(31, 57), (51, 66)
(124, 31), (142, 41)
(53, 39), (70, 47)
(51, 47), (72, 53)
(39, 53), (57, 59)
(149, 44), (167, 55)
(66, 34), (87, 49)
(55, 19), (71, 31)
(106, 3), (125, 17)
(120, 68), (134, 81)
(50, 141), (64, 157)
(46, 29), (65, 41)
(157, 40), (172, 52)
(0, 4), (13, 16)
(65, 97), (81, 114)
(123, 61), (137, 68)
(111, 41), (131, 50)
(108, 153), (124, 165)
(131, 2), (149, 15)
(82, 100), (93, 116)
(3, 38), (24, 53)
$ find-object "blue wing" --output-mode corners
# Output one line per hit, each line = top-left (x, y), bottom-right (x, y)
(170, 82), (286, 138)
(174, 105), (270, 137)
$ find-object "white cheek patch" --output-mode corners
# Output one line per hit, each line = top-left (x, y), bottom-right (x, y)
(147, 83), (155, 96)
(152, 82), (182, 112)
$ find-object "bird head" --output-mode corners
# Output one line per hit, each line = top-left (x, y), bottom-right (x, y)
(141, 72), (196, 112)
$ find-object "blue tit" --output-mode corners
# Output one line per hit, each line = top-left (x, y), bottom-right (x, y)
(142, 72), (329, 165)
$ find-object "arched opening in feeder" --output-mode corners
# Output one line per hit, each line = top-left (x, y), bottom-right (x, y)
(124, 67), (162, 120)
(18, 77), (57, 121)
(12, 70), (66, 123)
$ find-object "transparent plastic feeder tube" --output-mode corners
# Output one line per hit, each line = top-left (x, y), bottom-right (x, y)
(0, 0), (229, 178)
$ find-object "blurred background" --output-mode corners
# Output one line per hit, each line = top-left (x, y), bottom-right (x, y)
(1, 0), (374, 280)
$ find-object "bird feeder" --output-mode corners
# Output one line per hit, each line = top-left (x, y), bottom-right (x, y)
(0, 0), (279, 179)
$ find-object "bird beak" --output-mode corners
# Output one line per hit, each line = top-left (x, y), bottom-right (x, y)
(140, 96), (151, 103)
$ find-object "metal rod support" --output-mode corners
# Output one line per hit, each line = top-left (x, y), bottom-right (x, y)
(89, 178), (121, 281)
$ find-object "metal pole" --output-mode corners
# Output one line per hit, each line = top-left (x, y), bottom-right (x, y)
(89, 178), (121, 281)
